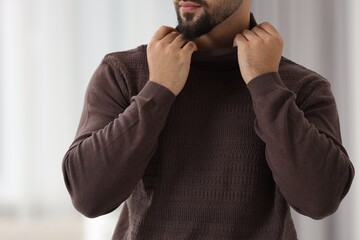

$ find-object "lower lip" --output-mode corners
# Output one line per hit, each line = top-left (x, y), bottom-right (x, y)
(180, 6), (202, 12)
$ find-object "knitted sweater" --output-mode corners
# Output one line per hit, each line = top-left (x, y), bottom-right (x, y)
(62, 18), (354, 240)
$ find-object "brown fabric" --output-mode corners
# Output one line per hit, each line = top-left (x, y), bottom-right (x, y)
(62, 15), (354, 240)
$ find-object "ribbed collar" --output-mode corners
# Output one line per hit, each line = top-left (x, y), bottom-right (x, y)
(190, 13), (257, 65)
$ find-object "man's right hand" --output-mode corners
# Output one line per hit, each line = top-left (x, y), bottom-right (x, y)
(147, 26), (197, 96)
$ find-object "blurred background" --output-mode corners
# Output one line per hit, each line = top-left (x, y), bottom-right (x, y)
(0, 0), (359, 239)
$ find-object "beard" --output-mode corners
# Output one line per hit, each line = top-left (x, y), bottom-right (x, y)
(175, 0), (243, 40)
(176, 10), (214, 41)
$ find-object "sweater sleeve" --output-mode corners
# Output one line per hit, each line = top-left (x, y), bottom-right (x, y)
(247, 72), (355, 220)
(62, 56), (176, 218)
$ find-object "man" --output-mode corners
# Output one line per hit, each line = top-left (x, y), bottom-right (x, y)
(62, 0), (355, 239)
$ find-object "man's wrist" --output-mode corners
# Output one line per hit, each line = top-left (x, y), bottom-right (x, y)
(244, 70), (279, 85)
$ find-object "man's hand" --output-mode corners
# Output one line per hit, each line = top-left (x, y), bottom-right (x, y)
(234, 22), (284, 84)
(147, 26), (197, 96)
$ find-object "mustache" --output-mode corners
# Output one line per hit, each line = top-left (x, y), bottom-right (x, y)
(176, 0), (208, 7)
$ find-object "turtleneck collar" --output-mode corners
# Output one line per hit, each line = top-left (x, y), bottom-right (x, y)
(190, 13), (257, 64)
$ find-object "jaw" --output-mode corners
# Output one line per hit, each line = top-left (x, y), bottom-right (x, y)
(193, 9), (251, 49)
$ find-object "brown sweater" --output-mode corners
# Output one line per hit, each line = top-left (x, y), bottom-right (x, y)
(62, 18), (354, 240)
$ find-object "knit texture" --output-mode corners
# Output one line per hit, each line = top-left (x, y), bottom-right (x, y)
(62, 16), (354, 240)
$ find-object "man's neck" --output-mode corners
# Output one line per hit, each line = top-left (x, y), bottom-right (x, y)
(194, 10), (251, 50)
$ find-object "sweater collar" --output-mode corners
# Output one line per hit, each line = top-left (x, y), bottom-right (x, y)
(191, 13), (257, 64)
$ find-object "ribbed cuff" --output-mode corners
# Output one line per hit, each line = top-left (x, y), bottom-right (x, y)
(246, 72), (287, 102)
(137, 80), (176, 107)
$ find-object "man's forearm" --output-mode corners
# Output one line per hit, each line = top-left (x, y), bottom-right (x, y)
(63, 79), (175, 218)
(247, 72), (355, 219)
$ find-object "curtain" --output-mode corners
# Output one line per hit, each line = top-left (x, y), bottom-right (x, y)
(0, 0), (358, 239)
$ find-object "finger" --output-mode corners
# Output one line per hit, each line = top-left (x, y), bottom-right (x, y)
(251, 26), (270, 38)
(172, 34), (190, 49)
(233, 34), (247, 46)
(182, 41), (198, 53)
(241, 29), (258, 41)
(257, 22), (280, 36)
(151, 26), (176, 41)
(161, 31), (180, 44)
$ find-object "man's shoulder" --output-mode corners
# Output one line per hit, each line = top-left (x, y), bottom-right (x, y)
(98, 45), (149, 97)
(103, 44), (148, 71)
(279, 56), (331, 94)
(279, 57), (329, 84)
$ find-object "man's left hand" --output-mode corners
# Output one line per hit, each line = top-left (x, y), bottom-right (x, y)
(234, 22), (284, 84)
